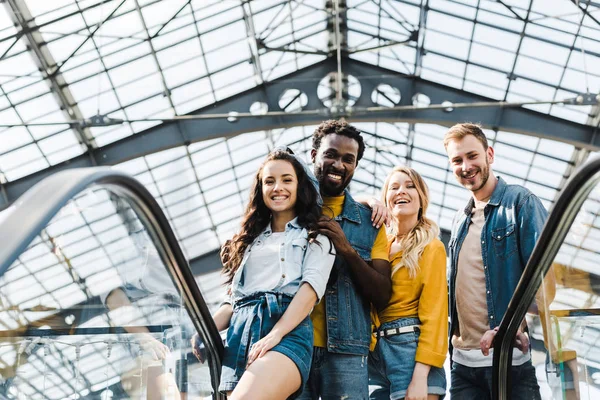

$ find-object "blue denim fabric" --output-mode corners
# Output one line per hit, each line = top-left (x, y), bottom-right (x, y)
(229, 220), (335, 303)
(322, 190), (381, 356)
(448, 177), (548, 347)
(297, 347), (369, 400)
(369, 317), (447, 400)
(219, 292), (313, 397)
(450, 360), (541, 400)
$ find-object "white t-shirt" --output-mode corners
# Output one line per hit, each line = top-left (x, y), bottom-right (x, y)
(241, 231), (285, 294)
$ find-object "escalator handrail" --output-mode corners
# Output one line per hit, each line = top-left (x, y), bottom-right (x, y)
(492, 155), (600, 399)
(0, 167), (225, 399)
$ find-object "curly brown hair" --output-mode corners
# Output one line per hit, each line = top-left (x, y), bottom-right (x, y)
(221, 150), (323, 284)
(312, 119), (365, 163)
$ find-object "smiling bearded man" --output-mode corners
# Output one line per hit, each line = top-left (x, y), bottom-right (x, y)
(444, 123), (546, 400)
(295, 119), (392, 400)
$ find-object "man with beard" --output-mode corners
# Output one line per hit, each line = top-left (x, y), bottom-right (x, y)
(444, 123), (546, 399)
(298, 119), (392, 399)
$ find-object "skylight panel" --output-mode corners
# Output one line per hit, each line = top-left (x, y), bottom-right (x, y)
(38, 132), (83, 164)
(97, 6), (144, 38)
(537, 138), (574, 161)
(156, 170), (196, 196)
(5, 80), (49, 105)
(197, 1), (242, 30)
(76, 89), (120, 118)
(515, 56), (565, 88)
(477, 8), (524, 32)
(156, 37), (203, 69)
(182, 230), (220, 256)
(171, 76), (213, 105)
(124, 97), (171, 121)
(424, 29), (470, 60)
(91, 124), (133, 147)
(562, 65), (600, 94)
(474, 24), (520, 53)
(114, 73), (164, 106)
(429, 0), (477, 19)
(509, 78), (556, 102)
(0, 127), (32, 154)
(205, 41), (251, 73)
(470, 42), (516, 72)
(200, 20), (246, 54)
(428, 10), (474, 40)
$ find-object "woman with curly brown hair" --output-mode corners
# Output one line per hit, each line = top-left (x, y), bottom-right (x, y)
(208, 149), (335, 399)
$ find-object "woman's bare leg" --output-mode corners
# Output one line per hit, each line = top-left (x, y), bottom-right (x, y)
(229, 351), (301, 400)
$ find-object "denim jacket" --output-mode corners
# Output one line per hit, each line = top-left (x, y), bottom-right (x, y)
(448, 177), (548, 345)
(229, 218), (336, 304)
(323, 191), (380, 356)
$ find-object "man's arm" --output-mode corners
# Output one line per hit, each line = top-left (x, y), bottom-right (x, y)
(317, 217), (391, 310)
(517, 193), (548, 267)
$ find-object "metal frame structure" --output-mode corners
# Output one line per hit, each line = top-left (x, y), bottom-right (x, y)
(0, 2), (600, 398)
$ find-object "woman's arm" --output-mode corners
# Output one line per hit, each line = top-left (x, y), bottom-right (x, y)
(406, 362), (431, 400)
(246, 283), (317, 364)
(212, 303), (234, 332)
(191, 302), (233, 362)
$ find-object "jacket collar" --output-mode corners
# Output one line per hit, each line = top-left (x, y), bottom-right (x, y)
(336, 189), (362, 224)
(263, 216), (301, 236)
(463, 176), (506, 215)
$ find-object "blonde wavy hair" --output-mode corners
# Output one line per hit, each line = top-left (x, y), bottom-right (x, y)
(381, 166), (440, 278)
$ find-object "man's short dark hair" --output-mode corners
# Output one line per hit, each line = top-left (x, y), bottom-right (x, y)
(312, 119), (365, 162)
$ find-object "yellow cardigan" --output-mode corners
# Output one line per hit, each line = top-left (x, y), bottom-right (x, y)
(374, 237), (449, 368)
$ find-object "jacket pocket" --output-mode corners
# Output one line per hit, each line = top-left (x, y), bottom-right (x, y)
(492, 224), (517, 259)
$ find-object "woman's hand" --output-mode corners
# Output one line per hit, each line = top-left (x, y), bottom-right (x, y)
(138, 333), (170, 360)
(191, 333), (206, 363)
(367, 197), (391, 228)
(406, 374), (428, 400)
(246, 330), (283, 366)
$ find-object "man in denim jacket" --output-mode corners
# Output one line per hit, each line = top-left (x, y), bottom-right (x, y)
(298, 120), (392, 399)
(444, 123), (546, 399)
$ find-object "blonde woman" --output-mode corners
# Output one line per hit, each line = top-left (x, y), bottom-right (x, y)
(369, 166), (448, 400)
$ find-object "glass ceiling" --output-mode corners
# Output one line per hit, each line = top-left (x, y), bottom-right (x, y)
(0, 0), (598, 258)
(1, 1), (600, 397)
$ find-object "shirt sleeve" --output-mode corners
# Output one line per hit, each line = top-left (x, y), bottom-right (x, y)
(300, 234), (336, 302)
(517, 193), (548, 268)
(220, 284), (233, 307)
(415, 240), (449, 368)
(371, 226), (389, 261)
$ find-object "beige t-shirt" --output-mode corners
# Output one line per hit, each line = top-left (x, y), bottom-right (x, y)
(452, 199), (489, 350)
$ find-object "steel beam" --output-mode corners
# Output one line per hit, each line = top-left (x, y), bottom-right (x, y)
(1, 57), (597, 208)
(3, 0), (97, 154)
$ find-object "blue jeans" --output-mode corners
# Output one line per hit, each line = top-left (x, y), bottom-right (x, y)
(369, 318), (446, 400)
(450, 360), (541, 400)
(220, 292), (313, 398)
(297, 347), (369, 400)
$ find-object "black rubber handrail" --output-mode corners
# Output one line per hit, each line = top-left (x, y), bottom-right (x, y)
(492, 155), (600, 399)
(0, 167), (225, 399)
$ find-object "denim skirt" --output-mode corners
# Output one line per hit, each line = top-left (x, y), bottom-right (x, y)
(219, 291), (313, 397)
(369, 317), (446, 400)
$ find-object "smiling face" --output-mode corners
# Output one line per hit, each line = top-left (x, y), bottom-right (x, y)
(446, 134), (494, 194)
(261, 160), (298, 217)
(385, 171), (421, 221)
(311, 133), (359, 197)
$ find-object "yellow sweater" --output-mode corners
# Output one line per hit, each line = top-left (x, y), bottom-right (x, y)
(376, 237), (448, 368)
